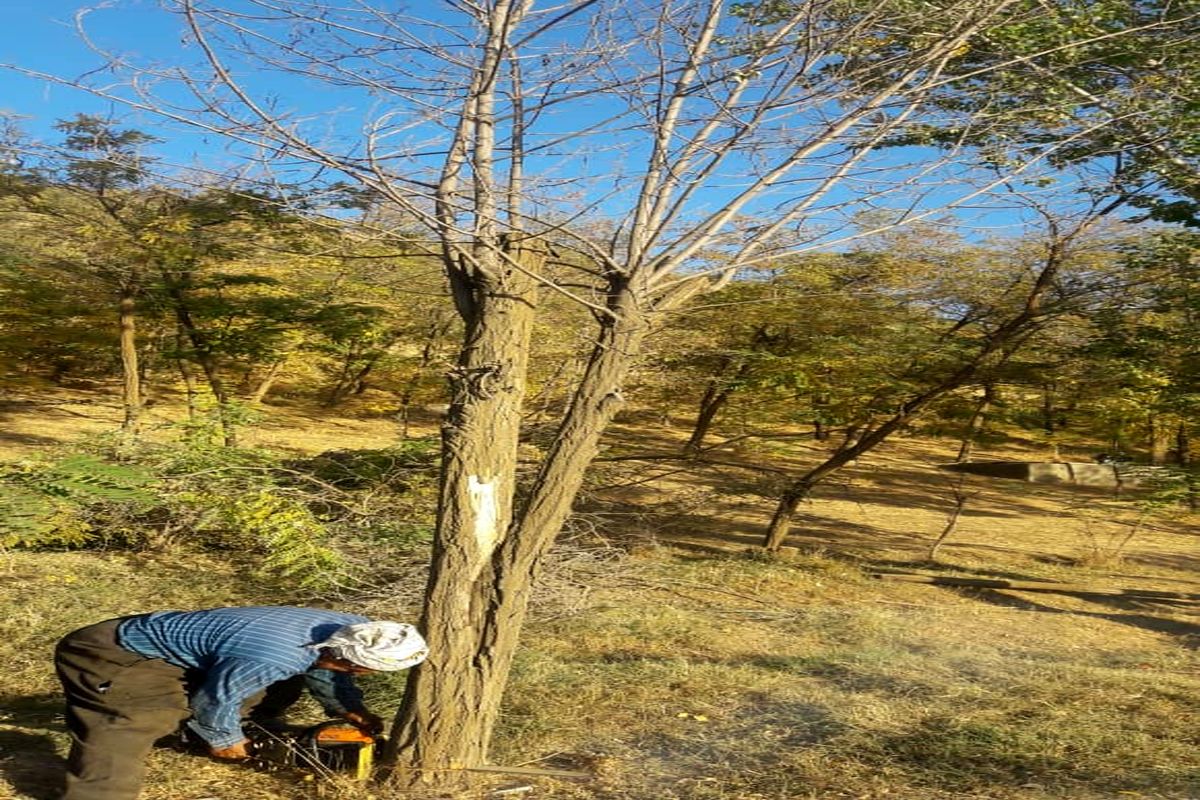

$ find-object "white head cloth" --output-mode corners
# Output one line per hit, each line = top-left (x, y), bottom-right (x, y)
(317, 621), (428, 671)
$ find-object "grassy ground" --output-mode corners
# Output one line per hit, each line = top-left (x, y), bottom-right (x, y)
(0, 387), (1197, 800)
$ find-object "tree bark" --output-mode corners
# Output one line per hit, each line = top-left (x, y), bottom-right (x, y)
(956, 381), (996, 463)
(247, 358), (285, 405)
(684, 378), (737, 453)
(684, 326), (776, 453)
(117, 288), (142, 437)
(166, 279), (238, 446)
(1177, 421), (1197, 510)
(175, 327), (199, 422)
(812, 391), (832, 441)
(1148, 414), (1172, 465)
(1041, 381), (1058, 436)
(763, 445), (861, 551)
(396, 316), (454, 439)
(385, 236), (545, 780)
(387, 269), (650, 784)
(323, 347), (375, 407)
(927, 478), (970, 561)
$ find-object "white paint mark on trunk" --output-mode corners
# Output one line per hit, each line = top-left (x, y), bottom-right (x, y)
(468, 475), (500, 557)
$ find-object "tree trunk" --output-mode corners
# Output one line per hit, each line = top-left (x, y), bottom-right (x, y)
(118, 289), (142, 437)
(762, 443), (862, 550)
(1177, 422), (1197, 511)
(684, 379), (735, 453)
(684, 327), (774, 453)
(247, 359), (285, 405)
(324, 342), (369, 407)
(956, 381), (996, 463)
(396, 317), (454, 439)
(175, 327), (199, 422)
(1041, 381), (1057, 436)
(1148, 414), (1172, 465)
(387, 272), (650, 785)
(167, 281), (238, 446)
(927, 478), (970, 561)
(385, 237), (546, 780)
(812, 391), (832, 441)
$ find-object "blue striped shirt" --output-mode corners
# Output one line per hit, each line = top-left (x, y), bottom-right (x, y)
(117, 606), (371, 748)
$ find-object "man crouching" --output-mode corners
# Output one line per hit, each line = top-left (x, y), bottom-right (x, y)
(54, 606), (428, 800)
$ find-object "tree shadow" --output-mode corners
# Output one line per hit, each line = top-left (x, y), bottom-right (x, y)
(0, 728), (65, 800)
(1125, 551), (1200, 574)
(863, 557), (1064, 584)
(965, 590), (1200, 649)
(0, 431), (62, 447)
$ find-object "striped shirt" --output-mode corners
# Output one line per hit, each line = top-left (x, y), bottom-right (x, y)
(117, 606), (370, 748)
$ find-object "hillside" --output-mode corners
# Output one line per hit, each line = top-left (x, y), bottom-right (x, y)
(0, 388), (1197, 800)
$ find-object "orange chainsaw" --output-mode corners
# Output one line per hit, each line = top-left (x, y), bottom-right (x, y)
(248, 720), (378, 781)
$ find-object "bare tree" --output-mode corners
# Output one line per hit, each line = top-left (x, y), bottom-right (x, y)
(10, 0), (1161, 785)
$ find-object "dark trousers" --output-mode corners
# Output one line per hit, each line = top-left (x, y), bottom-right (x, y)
(54, 618), (306, 800)
(55, 618), (190, 800)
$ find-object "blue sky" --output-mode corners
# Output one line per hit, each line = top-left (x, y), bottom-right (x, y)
(0, 1), (1061, 244)
(3, 2), (167, 125)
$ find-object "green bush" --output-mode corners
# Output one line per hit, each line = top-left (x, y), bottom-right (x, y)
(0, 456), (156, 548)
(0, 429), (443, 595)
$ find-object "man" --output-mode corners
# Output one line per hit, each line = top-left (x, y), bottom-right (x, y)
(54, 606), (428, 800)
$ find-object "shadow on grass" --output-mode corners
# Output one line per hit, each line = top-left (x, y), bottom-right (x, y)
(0, 694), (63, 730)
(1126, 550), (1200, 574)
(0, 727), (65, 800)
(0, 431), (62, 448)
(862, 557), (1064, 584)
(862, 715), (1194, 797)
(968, 590), (1200, 649)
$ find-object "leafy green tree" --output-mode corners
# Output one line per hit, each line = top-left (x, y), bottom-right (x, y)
(0, 115), (163, 432)
(882, 0), (1200, 225)
(1080, 231), (1200, 462)
(762, 203), (1134, 550)
(653, 241), (957, 453)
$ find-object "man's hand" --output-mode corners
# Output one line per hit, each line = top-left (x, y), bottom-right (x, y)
(342, 710), (385, 736)
(210, 740), (251, 761)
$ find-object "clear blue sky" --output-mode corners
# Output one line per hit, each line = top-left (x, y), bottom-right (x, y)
(1, 1), (1049, 240)
(3, 2), (174, 129)
(1, 1), (271, 172)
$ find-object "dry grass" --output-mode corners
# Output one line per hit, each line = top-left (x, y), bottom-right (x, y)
(0, 389), (1197, 799)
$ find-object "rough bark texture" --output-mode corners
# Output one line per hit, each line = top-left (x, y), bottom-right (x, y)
(118, 290), (142, 436)
(384, 239), (540, 778)
(387, 270), (649, 784)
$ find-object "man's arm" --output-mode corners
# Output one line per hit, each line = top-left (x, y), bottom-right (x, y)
(189, 660), (294, 756)
(304, 669), (365, 715)
(304, 670), (383, 733)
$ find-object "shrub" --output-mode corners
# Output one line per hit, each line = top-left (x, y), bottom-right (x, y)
(0, 456), (156, 548)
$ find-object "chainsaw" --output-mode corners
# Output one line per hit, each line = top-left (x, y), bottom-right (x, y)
(247, 720), (378, 781)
